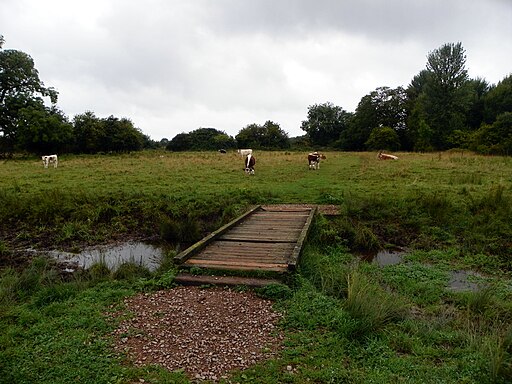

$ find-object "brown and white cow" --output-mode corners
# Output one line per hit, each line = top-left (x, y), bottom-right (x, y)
(42, 154), (58, 168)
(308, 152), (325, 170)
(244, 153), (256, 175)
(377, 151), (398, 160)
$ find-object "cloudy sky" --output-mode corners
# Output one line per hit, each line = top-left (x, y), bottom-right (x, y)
(1, 0), (511, 140)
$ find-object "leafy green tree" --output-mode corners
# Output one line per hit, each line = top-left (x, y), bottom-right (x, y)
(340, 87), (407, 150)
(236, 121), (289, 149)
(72, 111), (104, 153)
(470, 112), (512, 155)
(365, 126), (401, 151)
(166, 133), (192, 151)
(166, 128), (236, 151)
(483, 74), (512, 124)
(16, 104), (73, 154)
(466, 77), (491, 130)
(301, 102), (351, 147)
(0, 42), (59, 154)
(101, 116), (144, 152)
(414, 42), (472, 149)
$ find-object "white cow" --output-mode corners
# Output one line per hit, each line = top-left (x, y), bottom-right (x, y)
(238, 149), (253, 157)
(42, 154), (58, 168)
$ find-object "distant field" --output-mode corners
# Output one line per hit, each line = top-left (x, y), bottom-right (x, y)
(2, 150), (511, 202)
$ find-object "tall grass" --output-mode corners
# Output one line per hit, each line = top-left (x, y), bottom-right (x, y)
(344, 270), (407, 337)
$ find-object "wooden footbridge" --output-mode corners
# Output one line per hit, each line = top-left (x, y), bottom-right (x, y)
(174, 205), (316, 280)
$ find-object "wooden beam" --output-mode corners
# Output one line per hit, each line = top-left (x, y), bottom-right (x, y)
(287, 207), (317, 270)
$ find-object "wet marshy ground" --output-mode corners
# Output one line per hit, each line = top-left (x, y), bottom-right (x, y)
(362, 248), (485, 292)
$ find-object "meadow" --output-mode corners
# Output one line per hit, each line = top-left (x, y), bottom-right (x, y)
(0, 150), (511, 383)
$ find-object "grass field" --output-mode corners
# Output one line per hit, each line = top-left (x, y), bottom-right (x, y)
(1, 150), (511, 383)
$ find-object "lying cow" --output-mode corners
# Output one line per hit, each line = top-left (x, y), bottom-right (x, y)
(42, 154), (58, 168)
(377, 151), (398, 160)
(308, 152), (325, 170)
(244, 154), (256, 175)
(238, 148), (253, 157)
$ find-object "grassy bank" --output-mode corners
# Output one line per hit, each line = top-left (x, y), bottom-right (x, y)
(1, 150), (511, 383)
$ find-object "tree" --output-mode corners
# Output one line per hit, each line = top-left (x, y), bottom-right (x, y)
(16, 104), (73, 154)
(73, 111), (103, 153)
(236, 121), (289, 149)
(301, 102), (351, 147)
(166, 133), (192, 151)
(466, 77), (491, 130)
(470, 112), (512, 155)
(166, 127), (236, 151)
(340, 87), (408, 151)
(365, 126), (401, 151)
(0, 42), (59, 154)
(417, 42), (472, 149)
(101, 116), (144, 152)
(483, 74), (512, 124)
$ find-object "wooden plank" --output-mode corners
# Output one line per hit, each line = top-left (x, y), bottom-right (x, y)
(199, 249), (292, 259)
(287, 207), (316, 269)
(174, 205), (261, 264)
(223, 228), (303, 236)
(185, 258), (288, 271)
(219, 235), (298, 242)
(174, 273), (284, 288)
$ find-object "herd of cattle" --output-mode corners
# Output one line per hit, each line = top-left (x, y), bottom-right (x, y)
(41, 150), (398, 173)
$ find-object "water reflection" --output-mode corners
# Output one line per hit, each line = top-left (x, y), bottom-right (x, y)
(447, 270), (482, 292)
(48, 242), (165, 272)
(360, 249), (406, 267)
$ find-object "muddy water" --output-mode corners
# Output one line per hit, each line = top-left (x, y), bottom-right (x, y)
(48, 242), (166, 272)
(360, 249), (406, 267)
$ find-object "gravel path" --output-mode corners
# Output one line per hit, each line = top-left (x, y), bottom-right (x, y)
(109, 286), (284, 382)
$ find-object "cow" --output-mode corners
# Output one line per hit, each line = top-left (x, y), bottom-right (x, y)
(218, 149), (227, 154)
(238, 149), (253, 157)
(42, 154), (58, 168)
(244, 154), (256, 175)
(377, 151), (398, 160)
(308, 152), (325, 170)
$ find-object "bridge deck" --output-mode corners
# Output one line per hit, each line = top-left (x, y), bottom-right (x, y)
(174, 205), (316, 272)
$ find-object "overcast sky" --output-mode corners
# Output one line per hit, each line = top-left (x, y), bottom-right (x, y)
(1, 0), (511, 140)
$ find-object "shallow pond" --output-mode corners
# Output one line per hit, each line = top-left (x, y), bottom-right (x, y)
(47, 242), (166, 272)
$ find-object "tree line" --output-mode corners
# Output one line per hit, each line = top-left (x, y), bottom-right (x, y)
(1, 36), (511, 156)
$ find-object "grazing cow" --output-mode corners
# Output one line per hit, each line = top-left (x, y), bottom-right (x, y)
(244, 154), (256, 175)
(238, 148), (253, 157)
(377, 151), (398, 160)
(42, 154), (58, 168)
(308, 152), (325, 170)
(218, 149), (227, 154)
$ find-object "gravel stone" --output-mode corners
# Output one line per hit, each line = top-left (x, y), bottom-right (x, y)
(109, 286), (284, 381)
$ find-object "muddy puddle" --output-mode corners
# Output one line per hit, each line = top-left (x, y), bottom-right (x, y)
(360, 249), (406, 267)
(45, 242), (166, 272)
